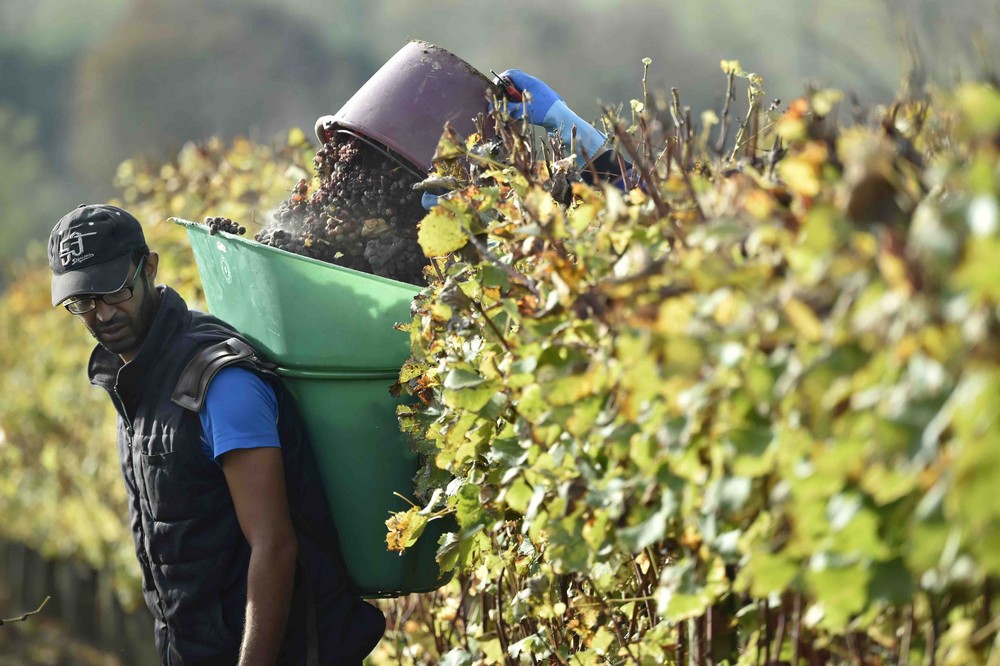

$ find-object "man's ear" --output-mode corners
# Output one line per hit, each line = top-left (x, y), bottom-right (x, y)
(146, 251), (160, 283)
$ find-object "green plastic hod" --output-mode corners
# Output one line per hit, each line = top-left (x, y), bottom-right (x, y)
(277, 368), (451, 597)
(174, 219), (420, 372)
(174, 219), (451, 597)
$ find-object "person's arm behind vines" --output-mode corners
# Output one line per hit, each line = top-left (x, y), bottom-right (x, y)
(499, 68), (632, 186)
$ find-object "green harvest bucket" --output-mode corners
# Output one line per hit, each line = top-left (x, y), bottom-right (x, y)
(277, 368), (451, 596)
(173, 219), (419, 372)
(174, 219), (451, 597)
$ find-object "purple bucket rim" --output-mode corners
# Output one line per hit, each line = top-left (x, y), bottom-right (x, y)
(329, 117), (428, 173)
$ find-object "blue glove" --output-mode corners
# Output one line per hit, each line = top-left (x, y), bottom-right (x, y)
(500, 69), (607, 165)
(421, 192), (440, 211)
(500, 70), (562, 126)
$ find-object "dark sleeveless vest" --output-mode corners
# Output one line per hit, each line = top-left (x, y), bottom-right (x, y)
(88, 286), (384, 665)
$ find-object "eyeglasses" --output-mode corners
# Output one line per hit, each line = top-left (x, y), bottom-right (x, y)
(64, 255), (147, 315)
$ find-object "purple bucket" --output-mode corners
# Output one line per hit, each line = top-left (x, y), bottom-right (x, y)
(317, 40), (495, 173)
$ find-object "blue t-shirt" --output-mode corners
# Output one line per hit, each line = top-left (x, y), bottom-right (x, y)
(199, 366), (280, 463)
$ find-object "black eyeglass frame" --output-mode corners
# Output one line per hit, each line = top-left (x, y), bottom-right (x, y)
(64, 255), (148, 315)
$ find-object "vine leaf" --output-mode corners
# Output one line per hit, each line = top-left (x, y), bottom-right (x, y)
(418, 208), (469, 257)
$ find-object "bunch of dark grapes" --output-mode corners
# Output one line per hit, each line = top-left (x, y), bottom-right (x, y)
(203, 216), (246, 236)
(255, 134), (428, 285)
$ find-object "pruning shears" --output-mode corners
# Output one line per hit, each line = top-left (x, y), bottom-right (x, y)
(490, 69), (523, 102)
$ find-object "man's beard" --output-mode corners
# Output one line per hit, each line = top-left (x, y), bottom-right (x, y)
(87, 286), (158, 357)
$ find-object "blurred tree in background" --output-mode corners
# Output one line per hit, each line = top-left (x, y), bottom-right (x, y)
(2, 0), (999, 278)
(0, 108), (70, 280)
(69, 0), (375, 194)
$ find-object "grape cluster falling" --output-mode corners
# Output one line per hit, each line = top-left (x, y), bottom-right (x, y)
(203, 216), (246, 236)
(254, 133), (428, 285)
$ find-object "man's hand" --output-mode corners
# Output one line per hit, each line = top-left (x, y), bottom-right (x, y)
(222, 447), (298, 666)
(499, 69), (607, 163)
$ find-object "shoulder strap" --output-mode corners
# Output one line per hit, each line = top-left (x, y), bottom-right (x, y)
(171, 337), (257, 412)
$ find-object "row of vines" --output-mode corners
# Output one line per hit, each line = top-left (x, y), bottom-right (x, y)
(382, 64), (1000, 664)
(0, 61), (998, 664)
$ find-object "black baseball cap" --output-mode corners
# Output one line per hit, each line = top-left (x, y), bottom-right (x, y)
(48, 204), (147, 307)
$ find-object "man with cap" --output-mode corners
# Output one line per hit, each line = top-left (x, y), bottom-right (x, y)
(49, 204), (385, 665)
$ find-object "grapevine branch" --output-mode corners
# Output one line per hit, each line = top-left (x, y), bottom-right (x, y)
(971, 614), (1000, 646)
(747, 98), (760, 159)
(706, 605), (714, 666)
(471, 298), (512, 353)
(494, 570), (510, 656)
(575, 595), (656, 607)
(443, 577), (466, 648)
(669, 88), (684, 139)
(642, 59), (653, 134)
(0, 597), (51, 627)
(630, 556), (657, 623)
(463, 225), (540, 299)
(762, 600), (771, 665)
(638, 115), (655, 177)
(617, 150), (636, 191)
(683, 106), (694, 167)
(898, 604), (913, 666)
(584, 575), (639, 664)
(603, 109), (673, 225)
(731, 118), (778, 157)
(677, 145), (706, 223)
(792, 592), (802, 665)
(772, 598), (787, 660)
(715, 71), (736, 155)
(728, 87), (763, 162)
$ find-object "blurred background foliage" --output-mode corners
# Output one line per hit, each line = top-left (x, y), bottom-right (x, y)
(2, 0), (999, 285)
